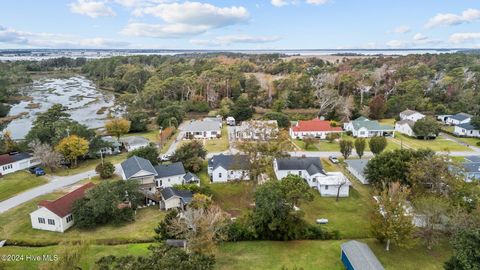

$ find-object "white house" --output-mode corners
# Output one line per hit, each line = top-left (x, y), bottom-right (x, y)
(160, 187), (193, 211)
(454, 123), (480, 138)
(316, 172), (350, 197)
(446, 113), (472, 125)
(343, 117), (394, 138)
(0, 152), (40, 176)
(121, 156), (158, 193)
(345, 159), (370, 184)
(399, 109), (425, 122)
(235, 120), (278, 141)
(98, 136), (121, 155)
(120, 136), (150, 152)
(154, 162), (187, 188)
(30, 182), (95, 233)
(289, 118), (343, 139)
(208, 154), (250, 182)
(395, 120), (416, 137)
(182, 118), (222, 139)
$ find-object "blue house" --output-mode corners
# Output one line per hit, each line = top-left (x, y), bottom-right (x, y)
(341, 240), (384, 270)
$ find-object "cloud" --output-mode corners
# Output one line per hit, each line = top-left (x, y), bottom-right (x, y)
(386, 40), (406, 48)
(392, 25), (410, 34)
(425, 8), (480, 28)
(0, 25), (129, 48)
(69, 0), (116, 18)
(271, 0), (327, 7)
(413, 33), (427, 41)
(122, 2), (249, 38)
(448, 32), (480, 44)
(386, 34), (441, 48)
(306, 0), (329, 5)
(190, 35), (281, 46)
(271, 0), (290, 7)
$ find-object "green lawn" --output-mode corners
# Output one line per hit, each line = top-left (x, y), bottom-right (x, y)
(204, 126), (230, 152)
(124, 129), (161, 143)
(394, 133), (472, 152)
(0, 188), (165, 245)
(293, 137), (400, 153)
(0, 240), (451, 270)
(0, 171), (48, 202)
(455, 136), (480, 147)
(52, 153), (127, 176)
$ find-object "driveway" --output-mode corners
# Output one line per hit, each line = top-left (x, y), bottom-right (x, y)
(440, 132), (480, 153)
(0, 164), (122, 214)
(164, 123), (186, 156)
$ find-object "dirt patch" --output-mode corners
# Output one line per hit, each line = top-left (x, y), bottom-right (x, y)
(25, 102), (41, 109)
(0, 112), (28, 124)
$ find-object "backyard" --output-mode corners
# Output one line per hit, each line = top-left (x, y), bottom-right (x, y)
(0, 171), (48, 202)
(394, 133), (472, 152)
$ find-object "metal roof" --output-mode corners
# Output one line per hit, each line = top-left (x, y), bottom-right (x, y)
(449, 113), (472, 121)
(345, 159), (370, 176)
(183, 119), (221, 132)
(341, 240), (385, 270)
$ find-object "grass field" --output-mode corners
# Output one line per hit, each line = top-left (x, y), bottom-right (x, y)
(52, 153), (127, 176)
(124, 129), (161, 142)
(204, 126), (230, 152)
(0, 171), (48, 202)
(455, 136), (480, 147)
(0, 239), (451, 270)
(394, 133), (472, 152)
(0, 189), (165, 245)
(293, 137), (400, 152)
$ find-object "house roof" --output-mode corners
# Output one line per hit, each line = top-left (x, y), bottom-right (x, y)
(396, 119), (415, 128)
(183, 119), (221, 132)
(154, 162), (186, 178)
(38, 182), (95, 218)
(183, 172), (200, 182)
(351, 117), (393, 131)
(276, 157), (326, 176)
(341, 240), (385, 270)
(462, 162), (480, 173)
(161, 187), (193, 204)
(238, 120), (278, 132)
(450, 113), (472, 121)
(465, 156), (480, 163)
(208, 154), (250, 170)
(292, 118), (342, 133)
(121, 156), (157, 179)
(345, 159), (370, 176)
(0, 152), (33, 166)
(120, 136), (149, 146)
(101, 136), (121, 147)
(317, 172), (350, 185)
(400, 109), (422, 117)
(456, 123), (479, 131)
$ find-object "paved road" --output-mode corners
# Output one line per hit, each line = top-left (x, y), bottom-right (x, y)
(0, 164), (122, 214)
(440, 132), (480, 153)
(164, 123), (186, 156)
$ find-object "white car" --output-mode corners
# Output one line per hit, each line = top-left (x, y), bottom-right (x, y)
(160, 154), (171, 161)
(316, 218), (329, 224)
(329, 156), (339, 164)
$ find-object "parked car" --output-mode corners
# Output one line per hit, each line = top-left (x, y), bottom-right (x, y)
(316, 218), (329, 224)
(160, 154), (171, 162)
(29, 167), (46, 176)
(329, 156), (339, 164)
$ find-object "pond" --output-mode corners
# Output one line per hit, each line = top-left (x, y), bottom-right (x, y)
(5, 75), (119, 140)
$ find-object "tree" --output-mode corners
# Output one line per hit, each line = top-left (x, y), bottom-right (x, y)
(339, 139), (353, 159)
(444, 228), (480, 270)
(303, 137), (318, 150)
(471, 115), (480, 129)
(369, 136), (387, 155)
(29, 140), (62, 172)
(365, 149), (434, 190)
(157, 104), (185, 128)
(412, 196), (450, 250)
(105, 118), (131, 141)
(189, 193), (213, 210)
(55, 135), (89, 167)
(264, 112), (290, 128)
(171, 141), (207, 173)
(127, 111), (149, 132)
(354, 138), (366, 158)
(370, 182), (416, 251)
(326, 132), (340, 143)
(2, 131), (18, 153)
(279, 174), (314, 207)
(312, 73), (341, 116)
(369, 95), (387, 120)
(127, 144), (159, 165)
(95, 161), (115, 179)
(271, 99), (286, 112)
(412, 117), (440, 139)
(218, 98), (233, 117)
(231, 94), (254, 122)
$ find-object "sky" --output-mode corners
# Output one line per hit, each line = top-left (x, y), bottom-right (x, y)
(1, 0), (480, 49)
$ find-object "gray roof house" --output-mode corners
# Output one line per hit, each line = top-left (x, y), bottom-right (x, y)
(274, 157), (328, 187)
(447, 113), (472, 125)
(208, 154), (250, 182)
(120, 136), (150, 152)
(461, 162), (480, 183)
(345, 159), (370, 184)
(160, 187), (193, 211)
(182, 118), (222, 139)
(344, 117), (394, 138)
(120, 156), (157, 180)
(154, 162), (186, 178)
(341, 240), (385, 270)
(399, 109), (425, 122)
(99, 136), (121, 155)
(183, 172), (200, 184)
(454, 123), (480, 138)
(465, 156), (480, 162)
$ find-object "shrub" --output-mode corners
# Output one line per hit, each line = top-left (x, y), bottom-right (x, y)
(95, 161), (115, 179)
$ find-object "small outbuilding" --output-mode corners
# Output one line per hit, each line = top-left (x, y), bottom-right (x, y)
(345, 159), (370, 184)
(341, 240), (385, 270)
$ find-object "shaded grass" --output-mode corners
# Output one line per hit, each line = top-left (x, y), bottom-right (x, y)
(293, 137), (400, 152)
(204, 126), (230, 152)
(0, 188), (165, 245)
(52, 153), (127, 177)
(394, 133), (472, 152)
(0, 171), (48, 202)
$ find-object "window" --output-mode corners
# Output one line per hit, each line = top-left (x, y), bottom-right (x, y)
(219, 173), (222, 178)
(66, 215), (73, 223)
(48, 219), (55, 225)
(325, 185), (329, 190)
(2, 164), (12, 171)
(38, 217), (45, 224)
(298, 171), (302, 176)
(313, 178), (317, 182)
(230, 171), (234, 175)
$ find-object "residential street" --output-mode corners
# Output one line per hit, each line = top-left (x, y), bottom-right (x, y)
(0, 164), (122, 214)
(164, 122), (186, 156)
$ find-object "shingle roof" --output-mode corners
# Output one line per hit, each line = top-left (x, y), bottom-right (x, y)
(341, 240), (385, 270)
(456, 123), (478, 131)
(154, 162), (186, 178)
(450, 113), (472, 122)
(183, 119), (221, 132)
(465, 156), (480, 163)
(351, 118), (393, 131)
(400, 109), (421, 116)
(292, 118), (342, 132)
(396, 119), (415, 128)
(101, 136), (121, 147)
(208, 154), (250, 170)
(121, 156), (157, 179)
(183, 172), (200, 182)
(120, 136), (150, 146)
(0, 152), (33, 166)
(38, 182), (95, 218)
(161, 187), (193, 204)
(276, 157), (326, 176)
(462, 162), (480, 173)
(345, 159), (370, 176)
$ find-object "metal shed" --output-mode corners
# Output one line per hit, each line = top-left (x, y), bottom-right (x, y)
(341, 240), (384, 270)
